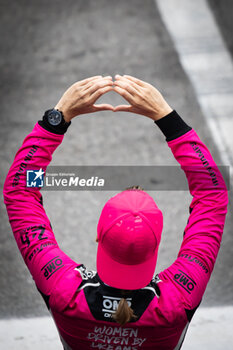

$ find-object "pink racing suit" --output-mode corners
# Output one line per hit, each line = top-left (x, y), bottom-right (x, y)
(3, 112), (228, 350)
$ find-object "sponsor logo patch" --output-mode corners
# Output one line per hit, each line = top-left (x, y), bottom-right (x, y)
(41, 256), (64, 280)
(190, 142), (218, 186)
(179, 253), (209, 273)
(102, 296), (132, 319)
(20, 224), (47, 247)
(75, 265), (97, 280)
(13, 145), (39, 186)
(173, 269), (196, 294)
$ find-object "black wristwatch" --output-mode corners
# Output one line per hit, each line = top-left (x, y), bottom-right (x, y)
(46, 108), (67, 126)
(39, 109), (71, 135)
(47, 109), (63, 126)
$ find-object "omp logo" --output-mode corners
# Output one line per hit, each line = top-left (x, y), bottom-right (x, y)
(173, 270), (196, 294)
(41, 256), (64, 280)
(102, 296), (132, 318)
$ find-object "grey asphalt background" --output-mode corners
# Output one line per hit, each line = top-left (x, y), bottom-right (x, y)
(208, 0), (233, 57)
(0, 0), (232, 324)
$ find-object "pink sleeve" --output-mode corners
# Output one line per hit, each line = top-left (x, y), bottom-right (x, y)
(3, 123), (82, 297)
(159, 129), (228, 312)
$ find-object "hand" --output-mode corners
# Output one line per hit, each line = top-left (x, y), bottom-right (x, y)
(113, 75), (172, 121)
(55, 76), (114, 122)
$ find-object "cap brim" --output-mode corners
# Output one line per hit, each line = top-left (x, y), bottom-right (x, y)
(96, 242), (158, 290)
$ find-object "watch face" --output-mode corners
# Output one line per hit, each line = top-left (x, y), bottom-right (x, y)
(48, 110), (62, 126)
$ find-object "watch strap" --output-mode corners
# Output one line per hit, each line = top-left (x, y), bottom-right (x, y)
(38, 109), (71, 135)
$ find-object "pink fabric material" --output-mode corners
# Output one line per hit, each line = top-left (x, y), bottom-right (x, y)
(97, 190), (163, 289)
(3, 123), (228, 349)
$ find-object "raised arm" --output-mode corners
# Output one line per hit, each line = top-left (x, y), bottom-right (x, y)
(3, 76), (114, 299)
(114, 75), (228, 317)
(156, 114), (228, 315)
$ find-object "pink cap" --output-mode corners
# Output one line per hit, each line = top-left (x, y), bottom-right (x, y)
(96, 190), (163, 290)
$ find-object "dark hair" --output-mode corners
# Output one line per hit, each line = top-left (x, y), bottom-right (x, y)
(124, 185), (144, 191)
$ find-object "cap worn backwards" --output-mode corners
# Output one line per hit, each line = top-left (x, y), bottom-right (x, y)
(96, 190), (163, 290)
